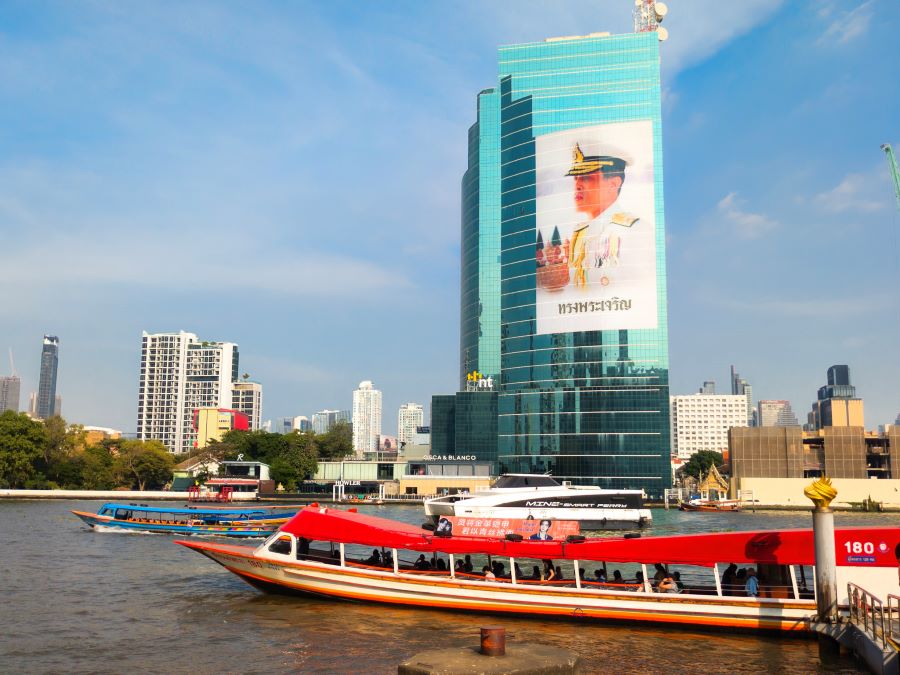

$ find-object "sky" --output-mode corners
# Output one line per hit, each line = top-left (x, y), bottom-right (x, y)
(1, 0), (898, 435)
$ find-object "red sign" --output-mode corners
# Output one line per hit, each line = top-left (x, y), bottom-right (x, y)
(439, 516), (579, 540)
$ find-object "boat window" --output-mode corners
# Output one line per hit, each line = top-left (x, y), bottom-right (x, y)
(267, 535), (293, 556)
(115, 509), (132, 520)
(99, 507), (112, 516)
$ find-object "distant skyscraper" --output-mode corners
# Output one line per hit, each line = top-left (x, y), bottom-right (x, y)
(352, 380), (382, 457)
(397, 403), (424, 447)
(670, 394), (748, 460)
(54, 394), (62, 418)
(232, 381), (263, 431)
(807, 364), (864, 430)
(137, 331), (239, 453)
(311, 409), (351, 434)
(730, 365), (754, 427)
(757, 400), (799, 427)
(276, 416), (309, 434)
(699, 381), (716, 395)
(28, 392), (37, 416)
(0, 376), (20, 413)
(36, 335), (59, 419)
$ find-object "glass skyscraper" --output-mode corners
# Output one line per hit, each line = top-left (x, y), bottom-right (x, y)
(464, 29), (671, 496)
(36, 335), (59, 419)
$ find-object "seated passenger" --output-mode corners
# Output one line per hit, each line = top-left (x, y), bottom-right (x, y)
(542, 559), (556, 582)
(635, 571), (644, 586)
(531, 565), (542, 580)
(483, 565), (496, 581)
(513, 562), (524, 579)
(745, 568), (759, 597)
(436, 558), (447, 571)
(672, 571), (684, 591)
(657, 575), (679, 593)
(364, 549), (381, 566)
(382, 550), (394, 568)
(594, 569), (607, 583)
(463, 555), (474, 573)
(455, 559), (465, 573)
(612, 570), (623, 583)
(492, 561), (505, 578)
(555, 566), (564, 581)
(414, 554), (431, 570)
(653, 563), (667, 583)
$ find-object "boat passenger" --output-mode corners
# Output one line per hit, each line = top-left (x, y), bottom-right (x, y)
(657, 575), (679, 593)
(531, 565), (542, 580)
(745, 568), (759, 597)
(463, 555), (473, 573)
(382, 550), (393, 568)
(455, 560), (465, 573)
(414, 554), (431, 570)
(594, 569), (606, 583)
(555, 566), (564, 581)
(635, 571), (644, 586)
(297, 537), (310, 559)
(513, 562), (524, 579)
(612, 570), (623, 583)
(653, 563), (667, 583)
(364, 549), (381, 565)
(492, 561), (505, 578)
(436, 558), (446, 571)
(721, 563), (738, 595)
(542, 559), (556, 582)
(483, 565), (496, 581)
(672, 571), (684, 591)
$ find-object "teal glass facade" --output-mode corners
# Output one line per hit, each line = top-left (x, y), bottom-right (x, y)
(480, 32), (671, 496)
(430, 395), (457, 455)
(455, 391), (498, 464)
(460, 89), (501, 389)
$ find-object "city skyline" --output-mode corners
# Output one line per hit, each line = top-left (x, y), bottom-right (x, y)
(1, 1), (897, 433)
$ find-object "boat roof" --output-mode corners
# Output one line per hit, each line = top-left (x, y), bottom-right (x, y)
(281, 506), (900, 568)
(99, 502), (270, 516)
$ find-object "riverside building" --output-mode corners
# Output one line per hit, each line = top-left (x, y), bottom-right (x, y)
(397, 403), (424, 447)
(136, 331), (241, 454)
(36, 335), (59, 419)
(232, 380), (263, 430)
(460, 18), (671, 495)
(352, 380), (382, 457)
(670, 394), (748, 460)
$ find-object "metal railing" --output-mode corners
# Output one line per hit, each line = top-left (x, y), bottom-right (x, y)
(847, 583), (887, 648)
(887, 594), (900, 648)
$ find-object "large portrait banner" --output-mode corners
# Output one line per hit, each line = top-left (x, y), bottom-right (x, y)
(534, 120), (658, 335)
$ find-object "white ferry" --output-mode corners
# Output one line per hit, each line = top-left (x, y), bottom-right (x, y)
(424, 474), (651, 529)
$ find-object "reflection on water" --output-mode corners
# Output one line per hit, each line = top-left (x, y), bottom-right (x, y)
(1, 500), (875, 673)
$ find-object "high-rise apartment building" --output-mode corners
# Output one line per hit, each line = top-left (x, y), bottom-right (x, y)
(0, 376), (20, 413)
(352, 380), (382, 457)
(463, 21), (671, 494)
(136, 331), (239, 453)
(36, 335), (59, 419)
(730, 365), (755, 427)
(670, 394), (748, 460)
(232, 380), (263, 431)
(699, 381), (716, 395)
(757, 400), (799, 427)
(397, 403), (424, 447)
(311, 409), (351, 434)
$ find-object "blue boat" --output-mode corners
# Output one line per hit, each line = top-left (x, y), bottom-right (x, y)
(71, 503), (297, 537)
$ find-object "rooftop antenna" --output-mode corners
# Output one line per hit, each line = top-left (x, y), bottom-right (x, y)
(8, 348), (16, 377)
(633, 0), (669, 41)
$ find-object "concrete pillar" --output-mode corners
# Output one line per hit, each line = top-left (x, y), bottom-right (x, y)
(804, 477), (839, 623)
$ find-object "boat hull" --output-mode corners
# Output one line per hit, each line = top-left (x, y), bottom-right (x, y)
(178, 540), (813, 633)
(678, 501), (742, 512)
(72, 510), (281, 537)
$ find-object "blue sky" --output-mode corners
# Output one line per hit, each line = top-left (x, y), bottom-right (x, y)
(1, 0), (898, 434)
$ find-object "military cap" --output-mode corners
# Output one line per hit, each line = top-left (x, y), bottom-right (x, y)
(566, 142), (627, 177)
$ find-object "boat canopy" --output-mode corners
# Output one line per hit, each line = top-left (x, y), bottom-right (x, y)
(280, 506), (900, 568)
(98, 502), (271, 517)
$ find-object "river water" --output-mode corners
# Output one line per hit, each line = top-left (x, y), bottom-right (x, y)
(2, 500), (886, 674)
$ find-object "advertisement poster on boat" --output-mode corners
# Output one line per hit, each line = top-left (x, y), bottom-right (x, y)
(534, 120), (658, 335)
(442, 516), (579, 539)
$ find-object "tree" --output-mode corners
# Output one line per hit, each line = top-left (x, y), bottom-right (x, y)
(683, 450), (724, 480)
(0, 410), (48, 488)
(316, 421), (353, 460)
(113, 439), (174, 490)
(41, 416), (86, 486)
(80, 444), (117, 490)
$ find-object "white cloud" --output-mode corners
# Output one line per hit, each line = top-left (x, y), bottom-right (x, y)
(716, 192), (778, 239)
(814, 171), (888, 213)
(818, 0), (874, 45)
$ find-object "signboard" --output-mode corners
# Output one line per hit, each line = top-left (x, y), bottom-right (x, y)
(438, 516), (579, 540)
(534, 120), (658, 334)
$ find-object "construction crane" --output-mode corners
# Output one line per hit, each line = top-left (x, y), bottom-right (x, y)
(882, 144), (900, 214)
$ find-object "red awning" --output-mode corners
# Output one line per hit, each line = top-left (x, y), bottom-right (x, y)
(281, 506), (900, 568)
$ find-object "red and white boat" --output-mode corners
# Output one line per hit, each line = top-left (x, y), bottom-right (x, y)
(177, 505), (900, 633)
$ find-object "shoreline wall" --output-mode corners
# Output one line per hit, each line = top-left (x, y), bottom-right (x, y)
(0, 489), (259, 501)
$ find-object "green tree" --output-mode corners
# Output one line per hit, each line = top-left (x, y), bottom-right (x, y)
(0, 410), (48, 488)
(114, 439), (174, 490)
(41, 416), (86, 486)
(683, 450), (724, 480)
(80, 444), (117, 489)
(315, 421), (353, 460)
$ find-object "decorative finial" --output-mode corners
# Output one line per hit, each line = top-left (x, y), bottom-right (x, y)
(804, 476), (837, 508)
(572, 143), (584, 164)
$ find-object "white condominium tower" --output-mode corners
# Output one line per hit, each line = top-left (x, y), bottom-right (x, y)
(137, 331), (239, 453)
(670, 393), (748, 460)
(233, 380), (263, 430)
(352, 380), (382, 457)
(397, 403), (424, 447)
